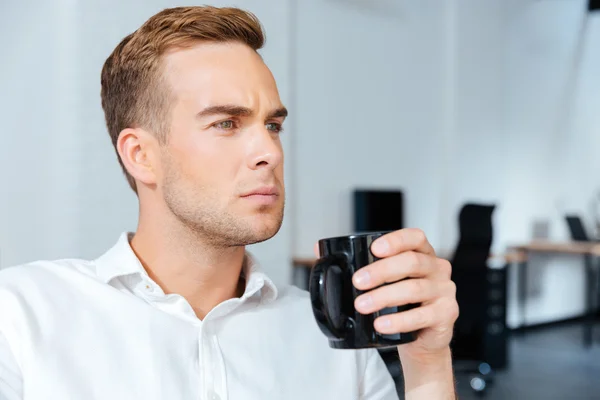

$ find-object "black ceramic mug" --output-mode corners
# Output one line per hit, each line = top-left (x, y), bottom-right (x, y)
(309, 231), (419, 349)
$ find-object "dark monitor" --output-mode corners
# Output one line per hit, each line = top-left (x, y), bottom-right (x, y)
(353, 189), (404, 233)
(565, 215), (591, 242)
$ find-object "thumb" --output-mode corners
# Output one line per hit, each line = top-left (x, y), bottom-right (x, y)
(313, 242), (319, 258)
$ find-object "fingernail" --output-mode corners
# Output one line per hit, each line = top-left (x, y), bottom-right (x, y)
(356, 295), (373, 312)
(353, 270), (371, 286)
(372, 239), (389, 254)
(375, 318), (391, 330)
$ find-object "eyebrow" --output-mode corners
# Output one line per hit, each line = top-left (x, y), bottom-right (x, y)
(196, 104), (288, 119)
(267, 107), (288, 119)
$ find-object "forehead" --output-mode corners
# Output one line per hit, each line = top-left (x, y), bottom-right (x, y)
(161, 41), (281, 108)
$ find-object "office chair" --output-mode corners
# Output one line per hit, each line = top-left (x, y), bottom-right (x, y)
(565, 214), (600, 339)
(450, 203), (501, 395)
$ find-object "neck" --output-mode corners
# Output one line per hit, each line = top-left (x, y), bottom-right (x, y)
(130, 203), (246, 320)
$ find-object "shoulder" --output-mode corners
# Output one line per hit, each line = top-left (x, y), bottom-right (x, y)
(0, 258), (99, 347)
(0, 257), (97, 281)
(0, 258), (99, 301)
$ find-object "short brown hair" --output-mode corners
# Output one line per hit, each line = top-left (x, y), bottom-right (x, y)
(100, 6), (265, 193)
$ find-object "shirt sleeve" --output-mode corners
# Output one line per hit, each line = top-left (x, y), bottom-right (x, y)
(359, 349), (400, 400)
(0, 332), (22, 400)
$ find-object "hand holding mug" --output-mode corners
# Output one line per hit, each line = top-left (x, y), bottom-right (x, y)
(349, 228), (459, 361)
(310, 229), (458, 359)
(310, 228), (459, 398)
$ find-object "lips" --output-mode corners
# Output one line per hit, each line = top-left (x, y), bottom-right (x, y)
(240, 186), (279, 197)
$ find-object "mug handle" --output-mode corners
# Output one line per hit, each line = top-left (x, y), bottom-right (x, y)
(309, 254), (349, 339)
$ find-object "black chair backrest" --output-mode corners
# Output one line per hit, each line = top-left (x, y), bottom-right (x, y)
(565, 215), (590, 242)
(451, 203), (496, 270)
(450, 203), (496, 360)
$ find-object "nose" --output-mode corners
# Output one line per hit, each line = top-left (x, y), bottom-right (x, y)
(246, 128), (283, 170)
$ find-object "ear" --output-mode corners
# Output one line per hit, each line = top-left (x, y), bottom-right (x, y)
(116, 128), (158, 187)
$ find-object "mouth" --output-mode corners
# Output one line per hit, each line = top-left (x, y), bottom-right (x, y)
(240, 186), (280, 205)
(240, 186), (279, 197)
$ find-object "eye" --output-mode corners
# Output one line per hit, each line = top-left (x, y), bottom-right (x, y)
(214, 120), (236, 130)
(266, 122), (284, 133)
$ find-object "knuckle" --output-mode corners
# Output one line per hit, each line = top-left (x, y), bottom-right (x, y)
(442, 295), (459, 321)
(407, 279), (425, 298)
(411, 307), (430, 327)
(439, 259), (453, 278)
(381, 258), (396, 279)
(384, 232), (401, 248)
(447, 280), (457, 297)
(413, 228), (426, 244)
(407, 251), (421, 269)
(450, 301), (460, 322)
(388, 284), (405, 303)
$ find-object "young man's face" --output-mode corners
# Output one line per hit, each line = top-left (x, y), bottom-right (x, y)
(157, 41), (286, 246)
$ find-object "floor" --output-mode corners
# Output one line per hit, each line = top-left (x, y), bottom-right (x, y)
(395, 321), (600, 399)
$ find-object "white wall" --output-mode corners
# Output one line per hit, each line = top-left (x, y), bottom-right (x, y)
(0, 0), (81, 266)
(292, 0), (450, 256)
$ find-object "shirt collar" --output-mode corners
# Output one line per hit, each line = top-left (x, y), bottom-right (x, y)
(94, 232), (278, 304)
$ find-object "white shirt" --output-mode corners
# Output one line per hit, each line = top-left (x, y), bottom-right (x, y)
(0, 233), (398, 400)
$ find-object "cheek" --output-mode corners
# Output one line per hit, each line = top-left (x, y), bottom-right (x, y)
(170, 137), (242, 185)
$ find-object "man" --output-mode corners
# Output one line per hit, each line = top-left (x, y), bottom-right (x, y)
(0, 6), (458, 400)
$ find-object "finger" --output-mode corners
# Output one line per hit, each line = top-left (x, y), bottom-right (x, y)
(373, 297), (459, 334)
(371, 228), (435, 258)
(355, 279), (456, 314)
(313, 242), (319, 258)
(352, 251), (446, 290)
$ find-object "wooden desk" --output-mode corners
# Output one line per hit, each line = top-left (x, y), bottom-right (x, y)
(293, 257), (319, 269)
(509, 241), (600, 256)
(507, 241), (600, 348)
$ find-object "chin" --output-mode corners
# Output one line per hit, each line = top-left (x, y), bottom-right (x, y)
(245, 214), (283, 244)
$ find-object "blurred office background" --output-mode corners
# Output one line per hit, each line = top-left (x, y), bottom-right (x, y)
(1, 0), (600, 398)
